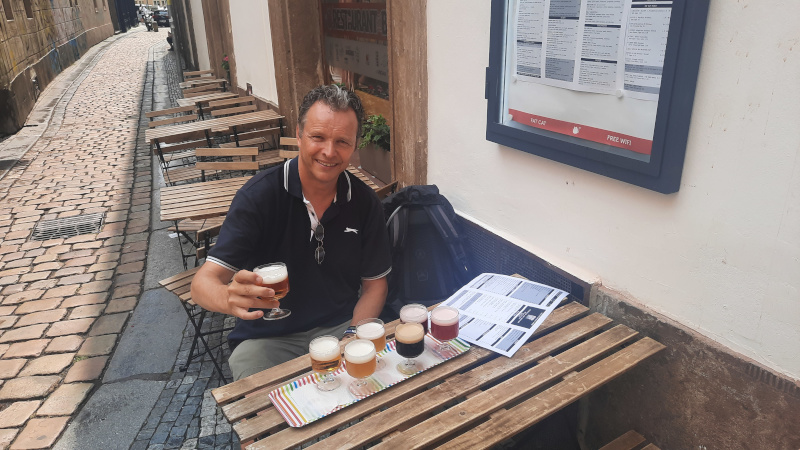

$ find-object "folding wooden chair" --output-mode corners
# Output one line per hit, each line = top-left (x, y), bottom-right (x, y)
(183, 69), (215, 79)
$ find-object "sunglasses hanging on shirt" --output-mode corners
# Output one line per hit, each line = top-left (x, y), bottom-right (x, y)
(313, 224), (325, 264)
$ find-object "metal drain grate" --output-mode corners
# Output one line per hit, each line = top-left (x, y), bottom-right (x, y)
(30, 212), (105, 241)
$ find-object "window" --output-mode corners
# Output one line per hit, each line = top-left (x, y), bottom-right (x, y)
(92, 0), (97, 11)
(2, 0), (13, 21)
(23, 0), (32, 19)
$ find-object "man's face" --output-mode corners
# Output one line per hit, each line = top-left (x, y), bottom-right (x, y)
(297, 102), (358, 187)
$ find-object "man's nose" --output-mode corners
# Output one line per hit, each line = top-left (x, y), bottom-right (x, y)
(320, 140), (336, 158)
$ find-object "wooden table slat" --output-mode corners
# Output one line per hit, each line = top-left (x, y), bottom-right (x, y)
(242, 309), (604, 448)
(214, 302), (588, 408)
(598, 430), (647, 450)
(434, 338), (666, 450)
(362, 324), (640, 450)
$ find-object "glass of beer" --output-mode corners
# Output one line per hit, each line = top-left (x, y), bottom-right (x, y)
(344, 339), (377, 396)
(356, 318), (386, 371)
(430, 306), (460, 354)
(399, 303), (428, 334)
(309, 335), (341, 391)
(395, 322), (425, 375)
(253, 262), (290, 320)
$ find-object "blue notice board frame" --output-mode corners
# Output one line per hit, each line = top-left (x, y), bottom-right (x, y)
(485, 0), (710, 194)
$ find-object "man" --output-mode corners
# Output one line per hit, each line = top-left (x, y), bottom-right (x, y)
(190, 85), (392, 380)
(166, 31), (174, 51)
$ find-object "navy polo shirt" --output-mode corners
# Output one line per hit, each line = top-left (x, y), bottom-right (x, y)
(207, 158), (392, 346)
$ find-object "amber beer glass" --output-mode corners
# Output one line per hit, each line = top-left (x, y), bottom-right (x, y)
(430, 305), (460, 353)
(253, 262), (291, 320)
(356, 318), (386, 370)
(344, 339), (377, 396)
(309, 335), (341, 391)
(399, 303), (429, 334)
(395, 322), (425, 375)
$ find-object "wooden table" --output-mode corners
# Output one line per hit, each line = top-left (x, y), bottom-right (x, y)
(179, 78), (229, 89)
(176, 92), (239, 116)
(146, 110), (284, 149)
(160, 176), (251, 222)
(211, 301), (665, 449)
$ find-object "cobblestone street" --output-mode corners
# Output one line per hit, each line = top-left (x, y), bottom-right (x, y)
(0, 29), (236, 449)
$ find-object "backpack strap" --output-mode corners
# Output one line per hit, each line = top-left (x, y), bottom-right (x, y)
(422, 204), (472, 280)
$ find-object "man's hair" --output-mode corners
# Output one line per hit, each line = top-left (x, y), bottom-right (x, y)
(297, 85), (364, 142)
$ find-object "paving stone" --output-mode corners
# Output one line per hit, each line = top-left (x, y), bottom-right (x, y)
(112, 284), (141, 299)
(1, 290), (45, 305)
(64, 355), (108, 382)
(88, 312), (129, 336)
(0, 315), (17, 329)
(0, 428), (18, 449)
(41, 285), (79, 299)
(46, 318), (95, 337)
(0, 324), (48, 343)
(0, 376), (60, 400)
(10, 416), (69, 449)
(57, 274), (95, 286)
(67, 304), (106, 319)
(77, 334), (117, 356)
(15, 309), (68, 327)
(36, 382), (93, 416)
(0, 359), (26, 379)
(44, 335), (84, 354)
(78, 280), (112, 294)
(3, 339), (50, 359)
(0, 400), (41, 428)
(0, 306), (16, 316)
(19, 353), (75, 376)
(0, 343), (8, 357)
(60, 293), (106, 308)
(105, 297), (137, 313)
(13, 298), (62, 315)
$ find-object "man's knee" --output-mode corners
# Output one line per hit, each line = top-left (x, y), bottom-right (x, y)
(228, 338), (304, 381)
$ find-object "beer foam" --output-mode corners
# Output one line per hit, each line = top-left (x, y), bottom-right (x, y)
(356, 322), (384, 340)
(400, 304), (427, 322)
(309, 336), (340, 360)
(344, 339), (375, 364)
(395, 322), (424, 344)
(431, 307), (459, 326)
(254, 264), (288, 283)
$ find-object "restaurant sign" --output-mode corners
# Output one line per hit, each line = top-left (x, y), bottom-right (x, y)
(322, 3), (387, 42)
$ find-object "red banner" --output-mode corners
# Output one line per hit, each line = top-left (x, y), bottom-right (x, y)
(508, 109), (652, 155)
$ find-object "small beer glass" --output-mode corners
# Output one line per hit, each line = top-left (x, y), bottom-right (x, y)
(356, 318), (386, 370)
(430, 305), (460, 354)
(395, 322), (425, 375)
(309, 335), (341, 391)
(253, 262), (290, 320)
(344, 339), (377, 396)
(399, 303), (428, 334)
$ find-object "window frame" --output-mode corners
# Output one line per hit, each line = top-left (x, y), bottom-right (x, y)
(485, 0), (710, 194)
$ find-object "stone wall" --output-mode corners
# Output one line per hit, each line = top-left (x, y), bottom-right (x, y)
(0, 0), (114, 134)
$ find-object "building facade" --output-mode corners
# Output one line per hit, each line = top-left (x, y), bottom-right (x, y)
(0, 0), (114, 134)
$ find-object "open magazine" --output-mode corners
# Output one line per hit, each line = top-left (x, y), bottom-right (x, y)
(440, 273), (568, 357)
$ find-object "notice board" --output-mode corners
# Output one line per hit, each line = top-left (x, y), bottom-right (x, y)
(486, 0), (710, 193)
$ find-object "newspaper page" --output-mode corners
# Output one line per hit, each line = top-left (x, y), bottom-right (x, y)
(441, 274), (568, 357)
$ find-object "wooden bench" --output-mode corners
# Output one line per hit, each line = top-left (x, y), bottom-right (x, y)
(184, 69), (215, 79)
(146, 105), (198, 128)
(600, 430), (661, 450)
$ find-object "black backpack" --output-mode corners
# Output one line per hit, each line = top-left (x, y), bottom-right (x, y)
(381, 185), (474, 316)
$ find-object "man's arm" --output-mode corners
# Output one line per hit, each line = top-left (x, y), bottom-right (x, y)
(190, 263), (280, 320)
(350, 277), (388, 325)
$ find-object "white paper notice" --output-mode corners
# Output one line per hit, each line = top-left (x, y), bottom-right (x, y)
(623, 1), (672, 100)
(513, 0), (671, 100)
(441, 274), (568, 357)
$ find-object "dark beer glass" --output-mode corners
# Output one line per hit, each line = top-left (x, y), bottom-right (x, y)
(395, 322), (425, 375)
(254, 262), (291, 320)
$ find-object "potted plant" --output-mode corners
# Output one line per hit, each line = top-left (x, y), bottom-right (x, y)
(358, 114), (391, 184)
(221, 54), (230, 82)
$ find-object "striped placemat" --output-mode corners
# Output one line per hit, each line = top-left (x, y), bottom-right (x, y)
(269, 336), (471, 427)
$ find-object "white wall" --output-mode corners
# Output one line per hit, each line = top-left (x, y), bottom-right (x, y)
(229, 0), (279, 104)
(189, 0), (210, 70)
(427, 1), (800, 379)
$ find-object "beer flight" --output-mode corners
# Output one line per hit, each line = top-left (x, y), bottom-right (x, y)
(309, 303), (461, 395)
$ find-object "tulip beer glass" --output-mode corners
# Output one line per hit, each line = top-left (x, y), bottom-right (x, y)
(430, 306), (460, 353)
(344, 339), (377, 396)
(309, 335), (341, 391)
(356, 318), (386, 370)
(254, 262), (290, 320)
(395, 322), (425, 375)
(399, 303), (428, 334)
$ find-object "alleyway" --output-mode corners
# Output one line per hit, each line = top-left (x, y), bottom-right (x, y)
(0, 29), (236, 449)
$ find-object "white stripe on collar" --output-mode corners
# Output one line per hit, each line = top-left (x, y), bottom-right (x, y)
(283, 159), (291, 192)
(345, 171), (352, 202)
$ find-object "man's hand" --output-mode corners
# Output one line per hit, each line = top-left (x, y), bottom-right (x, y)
(190, 263), (280, 320)
(226, 270), (281, 320)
